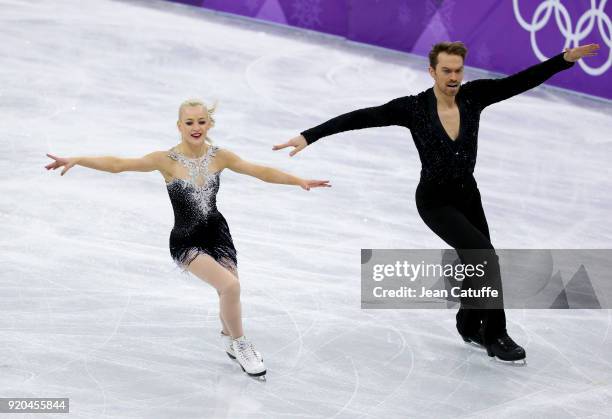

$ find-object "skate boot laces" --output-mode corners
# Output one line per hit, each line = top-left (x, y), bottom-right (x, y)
(236, 339), (258, 361)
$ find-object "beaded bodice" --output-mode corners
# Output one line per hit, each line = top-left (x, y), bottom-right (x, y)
(166, 145), (221, 226)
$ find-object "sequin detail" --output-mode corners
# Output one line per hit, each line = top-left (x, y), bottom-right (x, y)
(166, 145), (238, 273)
(167, 146), (218, 217)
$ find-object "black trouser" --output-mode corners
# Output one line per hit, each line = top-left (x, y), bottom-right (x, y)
(415, 174), (507, 344)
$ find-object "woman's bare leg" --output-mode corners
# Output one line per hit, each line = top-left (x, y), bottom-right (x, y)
(219, 265), (239, 336)
(187, 254), (244, 338)
(219, 303), (231, 336)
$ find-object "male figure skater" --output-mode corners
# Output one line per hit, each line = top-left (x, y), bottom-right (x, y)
(273, 41), (599, 362)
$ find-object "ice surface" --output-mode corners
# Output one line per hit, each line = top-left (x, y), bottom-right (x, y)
(1, 0), (611, 418)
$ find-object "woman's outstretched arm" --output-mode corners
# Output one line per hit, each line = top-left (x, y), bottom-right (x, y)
(45, 151), (167, 176)
(220, 149), (330, 191)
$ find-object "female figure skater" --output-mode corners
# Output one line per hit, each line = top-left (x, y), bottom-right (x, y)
(273, 43), (599, 363)
(45, 99), (331, 378)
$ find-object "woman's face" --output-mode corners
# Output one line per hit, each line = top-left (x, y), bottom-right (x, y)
(177, 105), (212, 146)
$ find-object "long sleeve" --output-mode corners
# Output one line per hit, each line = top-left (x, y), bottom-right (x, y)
(300, 96), (412, 145)
(463, 52), (575, 109)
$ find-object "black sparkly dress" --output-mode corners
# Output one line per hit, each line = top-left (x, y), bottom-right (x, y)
(166, 145), (237, 273)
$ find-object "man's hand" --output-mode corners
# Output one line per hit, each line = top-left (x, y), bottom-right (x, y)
(563, 43), (600, 62)
(272, 135), (308, 157)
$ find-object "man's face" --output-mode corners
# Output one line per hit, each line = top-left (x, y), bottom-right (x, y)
(429, 52), (464, 97)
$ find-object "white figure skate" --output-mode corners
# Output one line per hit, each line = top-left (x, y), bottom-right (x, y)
(221, 331), (262, 362)
(231, 336), (266, 378)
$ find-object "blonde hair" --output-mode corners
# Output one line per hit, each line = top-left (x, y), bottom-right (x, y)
(178, 98), (217, 144)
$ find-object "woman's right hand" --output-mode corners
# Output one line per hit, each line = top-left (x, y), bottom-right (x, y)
(45, 153), (77, 176)
(272, 135), (307, 157)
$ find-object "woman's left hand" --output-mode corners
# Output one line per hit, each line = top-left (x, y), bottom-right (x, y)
(299, 179), (331, 191)
(45, 153), (77, 176)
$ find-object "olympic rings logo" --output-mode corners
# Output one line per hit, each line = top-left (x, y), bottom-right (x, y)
(513, 0), (611, 76)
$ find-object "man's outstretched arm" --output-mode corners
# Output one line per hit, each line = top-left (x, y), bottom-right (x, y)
(273, 96), (412, 156)
(464, 44), (599, 109)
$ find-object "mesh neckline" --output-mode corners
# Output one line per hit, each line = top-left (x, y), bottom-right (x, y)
(166, 145), (219, 187)
(170, 145), (215, 160)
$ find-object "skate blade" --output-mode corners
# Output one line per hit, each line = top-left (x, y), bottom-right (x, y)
(489, 355), (527, 366)
(506, 358), (527, 366)
(463, 340), (485, 349)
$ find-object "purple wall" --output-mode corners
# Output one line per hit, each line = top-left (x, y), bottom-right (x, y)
(167, 0), (611, 100)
